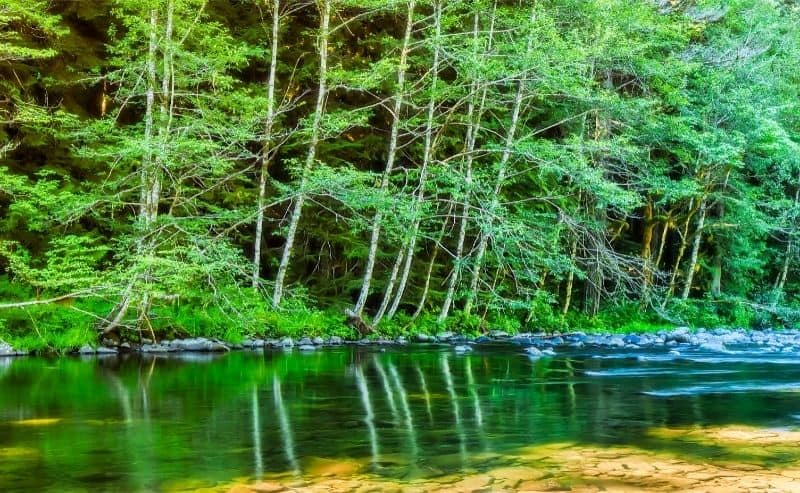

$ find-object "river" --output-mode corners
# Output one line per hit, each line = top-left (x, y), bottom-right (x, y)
(1, 345), (799, 491)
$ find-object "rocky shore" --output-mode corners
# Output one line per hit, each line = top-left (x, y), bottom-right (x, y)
(1, 326), (798, 357)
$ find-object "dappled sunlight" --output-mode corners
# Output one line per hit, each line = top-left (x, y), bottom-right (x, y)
(226, 425), (800, 492)
(10, 418), (61, 426)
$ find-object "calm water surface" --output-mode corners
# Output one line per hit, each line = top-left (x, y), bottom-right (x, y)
(1, 344), (799, 491)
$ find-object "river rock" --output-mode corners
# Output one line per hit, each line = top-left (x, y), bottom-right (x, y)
(436, 331), (454, 341)
(453, 345), (472, 353)
(96, 346), (118, 354)
(414, 334), (433, 343)
(0, 343), (16, 356)
(297, 337), (313, 346)
(525, 347), (542, 357)
(623, 334), (642, 345)
(489, 330), (509, 338)
(328, 336), (343, 345)
(298, 344), (316, 351)
(141, 343), (169, 353)
(607, 337), (625, 348)
(242, 338), (266, 348)
(475, 336), (492, 344)
(278, 337), (294, 348)
(395, 336), (408, 345)
(312, 336), (325, 345)
(78, 344), (96, 354)
(666, 328), (692, 344)
(450, 334), (468, 344)
(541, 349), (557, 356)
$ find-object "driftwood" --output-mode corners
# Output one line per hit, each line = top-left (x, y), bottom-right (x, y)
(345, 308), (375, 337)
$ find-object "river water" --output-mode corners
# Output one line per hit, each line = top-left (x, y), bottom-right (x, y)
(1, 345), (799, 492)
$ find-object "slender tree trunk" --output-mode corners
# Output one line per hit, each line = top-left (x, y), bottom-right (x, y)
(252, 0), (281, 289)
(412, 202), (453, 320)
(654, 216), (671, 272)
(772, 188), (799, 306)
(382, 0), (443, 320)
(272, 0), (329, 308)
(773, 239), (793, 306)
(353, 0), (416, 315)
(464, 11), (534, 315)
(640, 198), (655, 307)
(372, 249), (404, 325)
(439, 4), (496, 322)
(681, 199), (707, 300)
(562, 236), (578, 315)
(662, 198), (697, 307)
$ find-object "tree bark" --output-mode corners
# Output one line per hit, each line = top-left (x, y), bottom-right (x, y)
(640, 198), (655, 307)
(680, 199), (707, 300)
(438, 3), (496, 323)
(463, 9), (533, 316)
(383, 0), (443, 320)
(662, 198), (697, 307)
(252, 0), (282, 289)
(272, 0), (329, 308)
(353, 0), (416, 315)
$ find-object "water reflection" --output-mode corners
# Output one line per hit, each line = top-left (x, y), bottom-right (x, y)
(1, 346), (800, 491)
(354, 367), (379, 467)
(273, 374), (298, 474)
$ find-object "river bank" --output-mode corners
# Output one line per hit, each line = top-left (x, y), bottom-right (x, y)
(1, 326), (797, 357)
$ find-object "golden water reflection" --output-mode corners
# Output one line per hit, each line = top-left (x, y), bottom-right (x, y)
(223, 425), (800, 493)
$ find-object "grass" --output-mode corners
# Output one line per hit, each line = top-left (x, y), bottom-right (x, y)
(0, 281), (790, 352)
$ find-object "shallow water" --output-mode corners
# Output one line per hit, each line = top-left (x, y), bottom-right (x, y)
(0, 345), (799, 492)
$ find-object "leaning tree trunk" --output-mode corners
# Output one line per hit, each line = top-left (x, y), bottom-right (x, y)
(353, 0), (416, 315)
(438, 3), (496, 323)
(662, 198), (698, 307)
(252, 0), (282, 288)
(463, 11), (532, 316)
(380, 0), (443, 321)
(772, 187), (800, 306)
(640, 198), (655, 308)
(272, 0), (330, 308)
(680, 199), (707, 300)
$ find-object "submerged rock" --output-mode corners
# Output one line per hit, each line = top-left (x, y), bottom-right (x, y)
(698, 341), (727, 352)
(525, 347), (542, 357)
(298, 344), (316, 351)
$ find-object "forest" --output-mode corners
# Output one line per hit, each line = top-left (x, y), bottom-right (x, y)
(1, 0), (800, 349)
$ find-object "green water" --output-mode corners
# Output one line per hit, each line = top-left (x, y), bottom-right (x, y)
(1, 345), (799, 491)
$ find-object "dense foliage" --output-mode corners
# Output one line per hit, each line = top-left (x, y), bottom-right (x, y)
(1, 0), (799, 348)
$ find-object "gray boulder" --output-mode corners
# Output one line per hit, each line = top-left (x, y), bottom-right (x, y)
(78, 344), (96, 355)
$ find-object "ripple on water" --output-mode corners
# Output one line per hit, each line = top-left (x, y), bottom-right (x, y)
(585, 368), (737, 377)
(643, 381), (800, 397)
